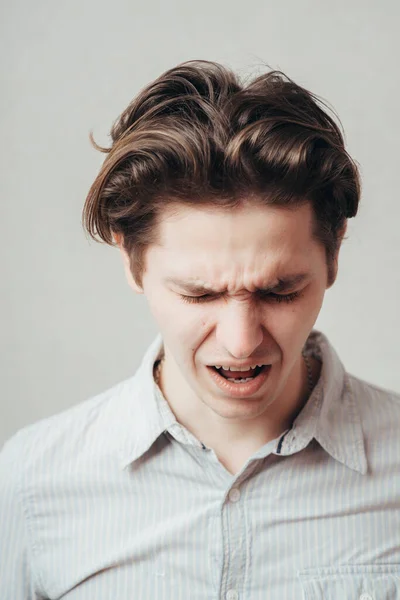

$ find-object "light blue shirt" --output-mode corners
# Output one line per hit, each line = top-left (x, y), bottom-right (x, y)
(1, 330), (400, 598)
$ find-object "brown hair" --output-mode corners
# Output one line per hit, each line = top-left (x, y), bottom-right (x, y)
(82, 60), (361, 287)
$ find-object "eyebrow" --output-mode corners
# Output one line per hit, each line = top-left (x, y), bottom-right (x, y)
(164, 273), (310, 295)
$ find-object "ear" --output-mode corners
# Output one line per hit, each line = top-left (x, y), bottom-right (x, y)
(326, 221), (348, 288)
(113, 234), (143, 294)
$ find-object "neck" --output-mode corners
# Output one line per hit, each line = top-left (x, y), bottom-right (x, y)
(155, 350), (320, 464)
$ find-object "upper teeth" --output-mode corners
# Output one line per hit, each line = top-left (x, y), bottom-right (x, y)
(215, 364), (265, 371)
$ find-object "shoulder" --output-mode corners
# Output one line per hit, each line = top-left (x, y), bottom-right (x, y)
(347, 372), (400, 409)
(346, 373), (400, 452)
(0, 373), (147, 596)
(0, 374), (140, 480)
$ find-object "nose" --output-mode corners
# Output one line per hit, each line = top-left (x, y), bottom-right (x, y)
(215, 299), (264, 360)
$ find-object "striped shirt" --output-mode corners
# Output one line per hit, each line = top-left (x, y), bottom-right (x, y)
(1, 330), (400, 599)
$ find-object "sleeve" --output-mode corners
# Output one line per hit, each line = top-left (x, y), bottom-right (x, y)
(0, 433), (42, 598)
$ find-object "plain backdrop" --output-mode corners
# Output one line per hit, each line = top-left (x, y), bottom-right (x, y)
(1, 0), (399, 446)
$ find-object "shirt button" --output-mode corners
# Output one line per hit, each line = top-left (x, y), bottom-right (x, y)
(226, 590), (239, 600)
(228, 488), (241, 502)
(359, 595), (373, 600)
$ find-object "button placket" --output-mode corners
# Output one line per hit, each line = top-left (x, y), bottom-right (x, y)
(228, 487), (241, 503)
(220, 483), (245, 600)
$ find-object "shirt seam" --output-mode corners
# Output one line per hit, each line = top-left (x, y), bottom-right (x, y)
(347, 373), (400, 401)
(18, 432), (47, 597)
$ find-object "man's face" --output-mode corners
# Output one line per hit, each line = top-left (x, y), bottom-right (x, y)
(124, 201), (334, 422)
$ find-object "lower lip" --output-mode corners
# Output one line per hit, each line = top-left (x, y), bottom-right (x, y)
(206, 365), (271, 398)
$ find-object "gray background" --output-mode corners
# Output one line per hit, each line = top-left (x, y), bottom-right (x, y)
(1, 0), (399, 446)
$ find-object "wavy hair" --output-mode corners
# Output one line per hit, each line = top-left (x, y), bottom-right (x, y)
(83, 60), (361, 286)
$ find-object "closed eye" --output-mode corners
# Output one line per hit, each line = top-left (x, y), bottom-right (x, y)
(179, 291), (301, 304)
(258, 291), (301, 303)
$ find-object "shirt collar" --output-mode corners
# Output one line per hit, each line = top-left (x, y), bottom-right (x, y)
(117, 333), (176, 468)
(117, 330), (367, 474)
(276, 330), (367, 474)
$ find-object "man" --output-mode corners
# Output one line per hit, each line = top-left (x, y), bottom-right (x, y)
(1, 60), (399, 598)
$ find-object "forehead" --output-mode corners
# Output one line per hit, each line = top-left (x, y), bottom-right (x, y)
(147, 201), (323, 288)
(158, 200), (314, 244)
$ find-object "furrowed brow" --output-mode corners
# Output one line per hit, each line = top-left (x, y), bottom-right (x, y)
(165, 273), (309, 295)
(164, 278), (216, 294)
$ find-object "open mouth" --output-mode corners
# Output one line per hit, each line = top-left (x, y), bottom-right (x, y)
(206, 363), (272, 397)
(211, 364), (267, 383)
